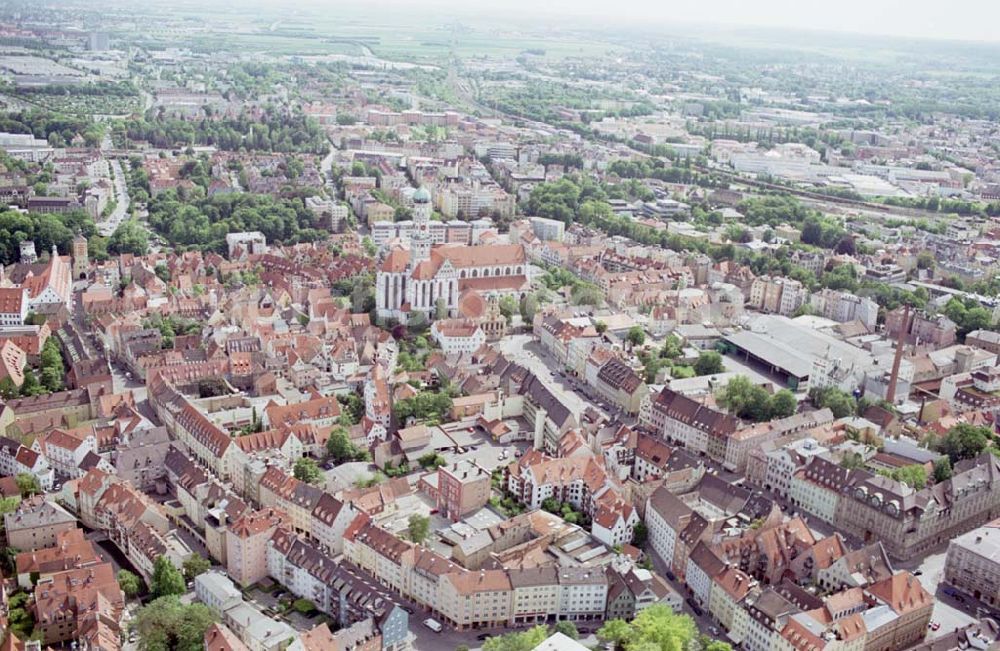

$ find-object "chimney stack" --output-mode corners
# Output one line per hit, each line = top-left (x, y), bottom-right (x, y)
(885, 304), (910, 405)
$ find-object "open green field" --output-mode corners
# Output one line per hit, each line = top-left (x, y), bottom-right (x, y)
(182, 32), (366, 57)
(12, 91), (141, 116)
(134, 3), (623, 65)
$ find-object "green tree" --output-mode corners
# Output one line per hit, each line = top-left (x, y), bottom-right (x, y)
(498, 295), (519, 322)
(520, 293), (538, 322)
(0, 496), (19, 518)
(571, 283), (604, 306)
(716, 376), (772, 422)
(935, 423), (994, 464)
(768, 390), (798, 419)
(327, 428), (364, 463)
(293, 457), (323, 485)
(6, 590), (34, 639)
(39, 337), (65, 392)
(598, 619), (636, 651)
(631, 604), (696, 651)
(407, 514), (430, 544)
(0, 376), (18, 399)
(706, 642), (734, 651)
(407, 310), (429, 332)
(661, 337), (682, 359)
(554, 620), (579, 639)
(393, 390), (453, 424)
(362, 236), (376, 257)
(916, 251), (936, 270)
(933, 457), (953, 482)
(693, 352), (724, 376)
(418, 453), (446, 469)
(40, 367), (63, 393)
(671, 365), (695, 379)
(0, 543), (18, 577)
(337, 393), (365, 424)
(595, 321), (608, 334)
(182, 555), (211, 582)
(117, 569), (143, 598)
(108, 220), (150, 256)
(20, 367), (43, 397)
(878, 464), (927, 489)
(482, 625), (551, 651)
(840, 452), (866, 470)
(434, 297), (448, 320)
(150, 556), (186, 598)
(133, 596), (216, 651)
(810, 386), (856, 419)
(14, 473), (39, 497)
(626, 326), (646, 348)
(632, 521), (649, 547)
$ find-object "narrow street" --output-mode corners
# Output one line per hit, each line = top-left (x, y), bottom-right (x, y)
(647, 545), (719, 638)
(97, 158), (131, 237)
(897, 548), (978, 639)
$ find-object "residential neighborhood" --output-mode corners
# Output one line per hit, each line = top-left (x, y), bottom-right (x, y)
(0, 3), (998, 651)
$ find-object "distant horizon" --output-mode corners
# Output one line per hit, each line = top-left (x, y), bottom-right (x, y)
(284, 0), (1000, 44)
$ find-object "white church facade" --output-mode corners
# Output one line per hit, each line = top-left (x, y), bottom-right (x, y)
(375, 187), (531, 324)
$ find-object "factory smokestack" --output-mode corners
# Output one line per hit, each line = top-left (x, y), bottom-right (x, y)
(885, 304), (910, 405)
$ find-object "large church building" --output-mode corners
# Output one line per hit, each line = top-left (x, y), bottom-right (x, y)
(375, 187), (530, 324)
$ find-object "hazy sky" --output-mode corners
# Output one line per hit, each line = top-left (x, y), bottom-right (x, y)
(366, 0), (1000, 42)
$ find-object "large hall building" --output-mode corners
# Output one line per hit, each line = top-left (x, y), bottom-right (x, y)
(375, 187), (530, 324)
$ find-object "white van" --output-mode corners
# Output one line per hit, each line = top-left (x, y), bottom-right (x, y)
(423, 618), (443, 633)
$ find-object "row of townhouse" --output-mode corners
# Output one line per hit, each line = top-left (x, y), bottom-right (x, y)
(644, 485), (780, 585)
(337, 512), (671, 631)
(265, 527), (410, 651)
(33, 559), (125, 648)
(642, 387), (740, 457)
(518, 376), (579, 456)
(149, 374), (237, 481)
(723, 410), (835, 473)
(255, 466), (358, 551)
(642, 386), (834, 473)
(3, 495), (77, 551)
(77, 469), (192, 581)
(197, 461), (361, 589)
(150, 372), (334, 495)
(835, 453), (1000, 559)
(645, 485), (934, 651)
(162, 445), (254, 568)
(748, 276), (807, 317)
